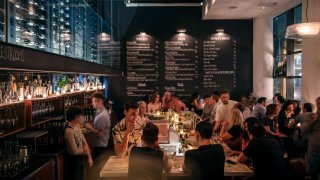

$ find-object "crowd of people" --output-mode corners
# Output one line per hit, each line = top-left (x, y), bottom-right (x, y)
(62, 90), (320, 180)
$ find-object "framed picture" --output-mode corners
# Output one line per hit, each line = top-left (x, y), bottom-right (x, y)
(153, 122), (170, 144)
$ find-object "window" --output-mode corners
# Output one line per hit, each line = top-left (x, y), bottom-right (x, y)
(273, 5), (302, 101)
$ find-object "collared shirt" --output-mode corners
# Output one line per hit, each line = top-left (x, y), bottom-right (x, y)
(251, 103), (266, 121)
(112, 117), (146, 148)
(90, 108), (111, 147)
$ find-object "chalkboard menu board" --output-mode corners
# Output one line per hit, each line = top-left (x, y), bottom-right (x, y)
(203, 34), (237, 89)
(107, 7), (252, 119)
(124, 32), (248, 101)
(164, 35), (200, 98)
(100, 39), (121, 68)
(126, 34), (160, 97)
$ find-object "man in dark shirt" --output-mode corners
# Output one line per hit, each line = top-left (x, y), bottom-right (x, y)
(183, 121), (225, 180)
(128, 122), (171, 180)
(238, 122), (287, 180)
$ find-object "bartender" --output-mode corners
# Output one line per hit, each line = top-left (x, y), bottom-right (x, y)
(112, 101), (146, 158)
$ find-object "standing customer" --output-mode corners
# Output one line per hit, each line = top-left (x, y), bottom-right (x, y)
(64, 106), (93, 180)
(301, 97), (320, 180)
(213, 90), (237, 132)
(84, 92), (111, 158)
(183, 121), (225, 180)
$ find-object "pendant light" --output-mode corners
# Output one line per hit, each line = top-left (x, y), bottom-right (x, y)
(286, 0), (320, 40)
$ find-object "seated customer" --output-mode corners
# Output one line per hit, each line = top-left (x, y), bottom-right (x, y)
(138, 101), (149, 122)
(183, 121), (225, 180)
(64, 106), (93, 180)
(238, 122), (287, 180)
(129, 122), (171, 180)
(170, 93), (187, 113)
(201, 95), (213, 121)
(263, 104), (282, 137)
(112, 101), (146, 157)
(220, 109), (244, 151)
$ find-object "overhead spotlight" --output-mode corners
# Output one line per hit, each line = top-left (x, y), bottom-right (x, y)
(177, 29), (187, 33)
(140, 32), (146, 35)
(216, 29), (224, 34)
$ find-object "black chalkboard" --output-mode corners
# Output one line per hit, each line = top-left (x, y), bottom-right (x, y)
(108, 7), (253, 113)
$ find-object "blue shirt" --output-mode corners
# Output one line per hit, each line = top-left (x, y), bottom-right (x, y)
(91, 108), (111, 147)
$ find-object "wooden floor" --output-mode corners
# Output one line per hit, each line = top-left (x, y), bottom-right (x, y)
(87, 148), (116, 180)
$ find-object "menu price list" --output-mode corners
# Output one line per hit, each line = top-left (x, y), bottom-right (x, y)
(164, 36), (200, 98)
(100, 40), (121, 68)
(203, 35), (237, 89)
(126, 35), (160, 97)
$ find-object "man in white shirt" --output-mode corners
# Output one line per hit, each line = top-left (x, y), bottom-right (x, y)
(213, 90), (237, 132)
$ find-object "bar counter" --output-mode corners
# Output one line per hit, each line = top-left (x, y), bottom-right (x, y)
(100, 155), (254, 178)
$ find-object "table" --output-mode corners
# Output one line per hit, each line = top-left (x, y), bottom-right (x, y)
(100, 156), (254, 178)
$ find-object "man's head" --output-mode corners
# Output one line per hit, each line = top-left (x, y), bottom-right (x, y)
(203, 95), (211, 106)
(281, 100), (295, 112)
(247, 122), (265, 139)
(210, 94), (219, 106)
(219, 90), (230, 105)
(66, 106), (83, 124)
(142, 122), (159, 145)
(302, 103), (313, 113)
(92, 92), (105, 110)
(124, 101), (139, 123)
(195, 121), (213, 142)
(137, 101), (147, 115)
(257, 97), (267, 107)
(277, 95), (286, 104)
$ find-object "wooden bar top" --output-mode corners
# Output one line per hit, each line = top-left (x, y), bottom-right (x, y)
(100, 155), (254, 178)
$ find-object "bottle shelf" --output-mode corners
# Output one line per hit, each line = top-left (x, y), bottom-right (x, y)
(0, 88), (105, 139)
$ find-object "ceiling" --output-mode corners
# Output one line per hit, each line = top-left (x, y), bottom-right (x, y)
(203, 0), (301, 19)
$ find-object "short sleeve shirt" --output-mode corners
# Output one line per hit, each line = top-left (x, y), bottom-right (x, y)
(215, 100), (237, 122)
(112, 117), (146, 147)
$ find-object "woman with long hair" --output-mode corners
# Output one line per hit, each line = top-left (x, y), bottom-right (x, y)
(263, 104), (283, 137)
(148, 91), (162, 113)
(219, 109), (244, 151)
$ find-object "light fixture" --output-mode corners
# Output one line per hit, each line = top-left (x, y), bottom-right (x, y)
(140, 32), (146, 35)
(177, 29), (187, 33)
(216, 29), (224, 34)
(286, 22), (320, 40)
(99, 33), (110, 41)
(286, 0), (320, 39)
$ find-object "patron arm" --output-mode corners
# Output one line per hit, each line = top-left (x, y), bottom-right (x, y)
(114, 132), (130, 158)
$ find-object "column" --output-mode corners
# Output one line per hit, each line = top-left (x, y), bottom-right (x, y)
(253, 16), (274, 100)
(301, 0), (320, 103)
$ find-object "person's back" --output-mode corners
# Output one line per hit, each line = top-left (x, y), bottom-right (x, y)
(244, 136), (287, 179)
(129, 146), (164, 180)
(184, 144), (225, 180)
